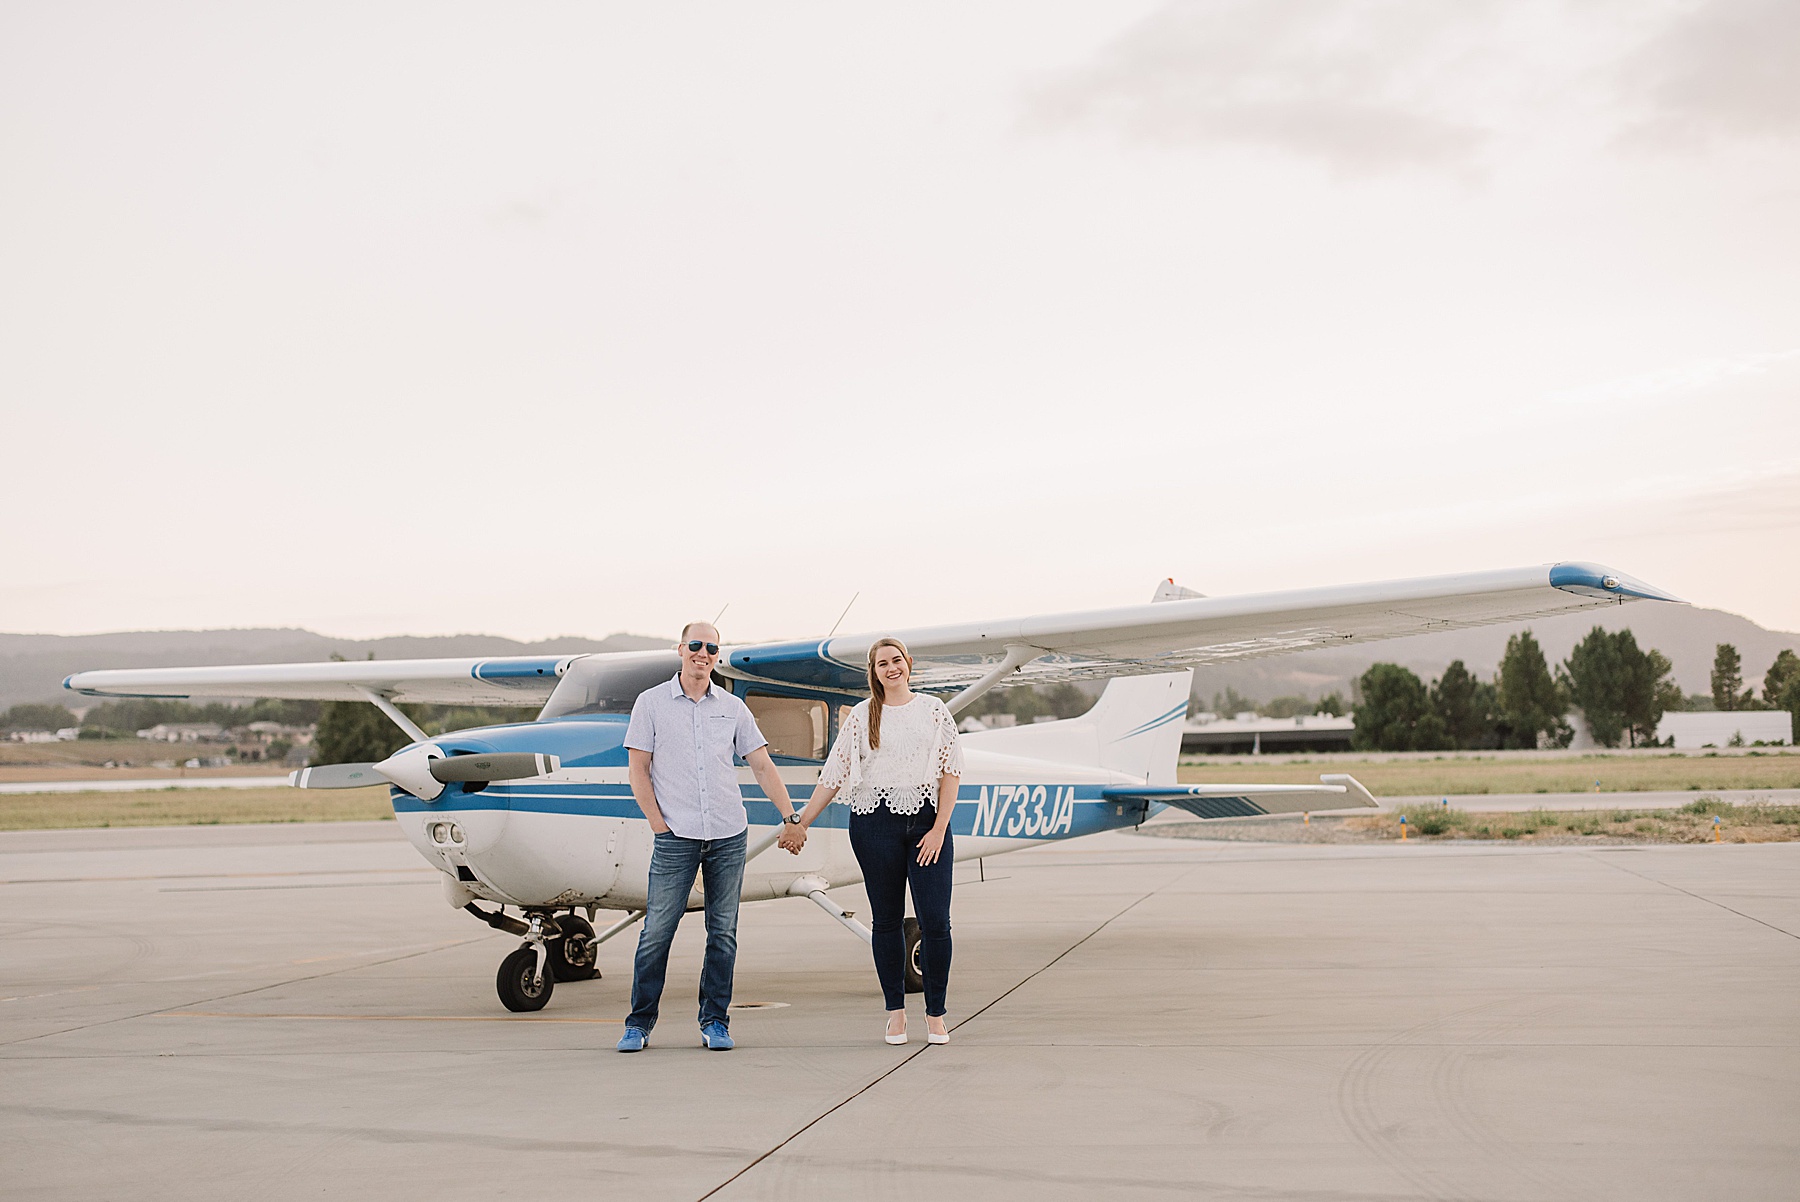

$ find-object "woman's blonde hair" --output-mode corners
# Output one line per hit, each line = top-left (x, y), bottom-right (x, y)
(865, 637), (911, 750)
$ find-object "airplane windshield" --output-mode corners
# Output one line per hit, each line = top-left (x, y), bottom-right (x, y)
(538, 650), (682, 720)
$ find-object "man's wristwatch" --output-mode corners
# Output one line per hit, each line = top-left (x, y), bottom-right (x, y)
(784, 812), (804, 825)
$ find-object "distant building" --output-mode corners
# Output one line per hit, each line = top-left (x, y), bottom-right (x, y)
(1183, 713), (1355, 755)
(136, 723), (226, 743)
(958, 714), (1018, 733)
(1655, 711), (1791, 749)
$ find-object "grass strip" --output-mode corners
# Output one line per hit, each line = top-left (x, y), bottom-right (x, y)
(0, 787), (394, 831)
(1176, 753), (1800, 797)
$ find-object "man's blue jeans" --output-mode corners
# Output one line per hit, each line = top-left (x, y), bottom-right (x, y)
(626, 829), (746, 1033)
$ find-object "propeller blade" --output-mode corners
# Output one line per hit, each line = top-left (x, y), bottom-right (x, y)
(429, 752), (560, 783)
(290, 763), (385, 789)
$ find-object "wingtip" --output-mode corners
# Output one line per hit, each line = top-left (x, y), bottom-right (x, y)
(1548, 562), (1685, 605)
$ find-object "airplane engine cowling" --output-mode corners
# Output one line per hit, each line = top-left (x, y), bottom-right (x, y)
(375, 743), (447, 801)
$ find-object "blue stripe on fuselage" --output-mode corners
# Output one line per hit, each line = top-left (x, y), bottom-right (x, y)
(390, 780), (1147, 840)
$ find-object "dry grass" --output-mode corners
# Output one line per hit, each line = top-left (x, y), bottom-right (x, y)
(1349, 799), (1800, 844)
(1176, 752), (1800, 796)
(0, 739), (288, 781)
(0, 787), (393, 831)
(1142, 799), (1800, 845)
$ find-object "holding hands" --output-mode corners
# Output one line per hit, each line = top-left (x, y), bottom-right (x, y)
(778, 821), (807, 854)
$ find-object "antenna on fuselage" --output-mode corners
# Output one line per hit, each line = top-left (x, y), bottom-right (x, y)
(827, 592), (859, 638)
(713, 603), (730, 626)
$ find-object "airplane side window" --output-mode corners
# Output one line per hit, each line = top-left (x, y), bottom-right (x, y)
(744, 693), (828, 761)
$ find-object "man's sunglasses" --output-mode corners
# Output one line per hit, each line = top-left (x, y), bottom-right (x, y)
(684, 640), (720, 655)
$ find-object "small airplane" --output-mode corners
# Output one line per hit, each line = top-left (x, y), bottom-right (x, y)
(66, 562), (1679, 1011)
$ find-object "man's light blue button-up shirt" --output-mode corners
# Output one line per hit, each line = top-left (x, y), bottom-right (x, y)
(624, 675), (768, 840)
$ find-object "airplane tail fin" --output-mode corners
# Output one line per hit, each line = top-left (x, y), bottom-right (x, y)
(959, 670), (1191, 784)
(1084, 671), (1191, 784)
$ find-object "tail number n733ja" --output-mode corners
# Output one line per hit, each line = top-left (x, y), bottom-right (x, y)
(971, 785), (1076, 838)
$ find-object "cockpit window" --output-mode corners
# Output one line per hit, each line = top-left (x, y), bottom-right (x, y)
(538, 651), (682, 720)
(745, 691), (829, 761)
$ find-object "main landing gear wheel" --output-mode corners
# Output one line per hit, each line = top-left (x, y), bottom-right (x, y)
(903, 916), (924, 994)
(497, 945), (553, 1012)
(549, 914), (600, 983)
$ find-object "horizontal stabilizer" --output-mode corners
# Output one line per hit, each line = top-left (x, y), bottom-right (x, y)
(1105, 774), (1378, 820)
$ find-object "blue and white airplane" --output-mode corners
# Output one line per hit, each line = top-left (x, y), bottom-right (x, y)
(65, 562), (1679, 1011)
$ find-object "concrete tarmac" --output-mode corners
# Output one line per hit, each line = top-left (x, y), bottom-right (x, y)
(2, 821), (1796, 1200)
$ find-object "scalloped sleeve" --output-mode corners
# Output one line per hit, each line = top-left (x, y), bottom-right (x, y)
(817, 705), (864, 793)
(931, 699), (965, 779)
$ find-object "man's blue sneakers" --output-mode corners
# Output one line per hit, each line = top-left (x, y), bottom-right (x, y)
(616, 1027), (648, 1053)
(700, 1021), (734, 1051)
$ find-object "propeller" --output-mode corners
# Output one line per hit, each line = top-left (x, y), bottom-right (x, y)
(429, 752), (559, 783)
(289, 763), (385, 789)
(289, 750), (560, 795)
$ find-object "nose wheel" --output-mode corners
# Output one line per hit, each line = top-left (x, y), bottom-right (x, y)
(496, 945), (553, 1012)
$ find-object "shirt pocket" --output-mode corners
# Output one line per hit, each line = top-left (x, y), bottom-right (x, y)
(704, 712), (739, 759)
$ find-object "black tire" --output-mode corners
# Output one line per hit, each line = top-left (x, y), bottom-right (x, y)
(496, 945), (554, 1012)
(549, 914), (601, 982)
(903, 916), (924, 994)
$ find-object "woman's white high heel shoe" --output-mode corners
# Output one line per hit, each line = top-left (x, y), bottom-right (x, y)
(926, 1018), (949, 1045)
(884, 1014), (908, 1045)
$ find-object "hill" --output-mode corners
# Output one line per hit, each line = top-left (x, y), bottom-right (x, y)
(5, 601), (1795, 713)
(0, 629), (667, 711)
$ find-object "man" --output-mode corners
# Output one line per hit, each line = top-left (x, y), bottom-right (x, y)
(617, 621), (801, 1052)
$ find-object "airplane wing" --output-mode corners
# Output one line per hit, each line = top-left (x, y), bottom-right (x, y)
(62, 654), (581, 706)
(725, 562), (1681, 693)
(64, 562), (1678, 708)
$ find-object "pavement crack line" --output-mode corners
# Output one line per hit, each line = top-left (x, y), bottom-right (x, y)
(0, 933), (496, 1048)
(1586, 851), (1800, 942)
(696, 861), (1196, 1201)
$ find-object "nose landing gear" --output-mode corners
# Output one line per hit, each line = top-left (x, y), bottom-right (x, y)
(465, 903), (643, 1012)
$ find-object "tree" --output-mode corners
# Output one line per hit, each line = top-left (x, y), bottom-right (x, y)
(1316, 692), (1346, 717)
(1497, 631), (1570, 749)
(1431, 660), (1495, 749)
(1, 703), (77, 732)
(1766, 650), (1800, 707)
(1712, 643), (1755, 711)
(1564, 627), (1626, 747)
(1352, 663), (1435, 751)
(1644, 650), (1683, 745)
(1562, 628), (1676, 748)
(1768, 650), (1800, 745)
(312, 700), (413, 765)
(1212, 687), (1257, 716)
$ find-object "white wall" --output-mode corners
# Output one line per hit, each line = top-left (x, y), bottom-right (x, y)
(1655, 712), (1792, 749)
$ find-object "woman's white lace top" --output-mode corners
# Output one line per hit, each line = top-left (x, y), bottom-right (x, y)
(817, 695), (965, 815)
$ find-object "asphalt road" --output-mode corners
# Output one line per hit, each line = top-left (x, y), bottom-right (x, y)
(2, 822), (1795, 1200)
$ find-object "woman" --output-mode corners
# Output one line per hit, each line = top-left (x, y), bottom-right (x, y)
(784, 637), (963, 1045)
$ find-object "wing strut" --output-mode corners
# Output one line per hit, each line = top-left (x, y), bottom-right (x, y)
(356, 687), (429, 743)
(944, 643), (1038, 717)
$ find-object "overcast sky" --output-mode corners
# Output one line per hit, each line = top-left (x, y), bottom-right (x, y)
(4, 0), (1797, 644)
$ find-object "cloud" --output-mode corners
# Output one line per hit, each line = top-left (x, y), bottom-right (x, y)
(1026, 0), (1800, 175)
(1617, 0), (1800, 148)
(1023, 0), (1521, 176)
(1546, 349), (1800, 407)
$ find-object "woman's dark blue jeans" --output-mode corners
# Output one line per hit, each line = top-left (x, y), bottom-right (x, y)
(849, 804), (952, 1015)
